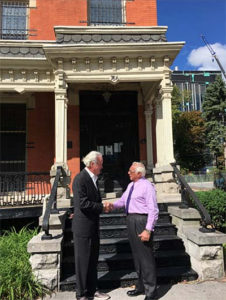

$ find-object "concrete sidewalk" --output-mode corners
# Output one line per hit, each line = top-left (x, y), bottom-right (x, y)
(43, 279), (226, 300)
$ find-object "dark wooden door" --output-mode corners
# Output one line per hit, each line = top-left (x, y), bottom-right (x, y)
(80, 90), (139, 191)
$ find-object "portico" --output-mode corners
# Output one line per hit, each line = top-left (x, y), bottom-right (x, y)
(0, 26), (184, 202)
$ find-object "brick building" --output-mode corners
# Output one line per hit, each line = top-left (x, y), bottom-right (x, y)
(0, 0), (184, 206)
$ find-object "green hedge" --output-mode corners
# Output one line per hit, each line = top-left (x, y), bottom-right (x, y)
(0, 227), (49, 300)
(195, 189), (226, 230)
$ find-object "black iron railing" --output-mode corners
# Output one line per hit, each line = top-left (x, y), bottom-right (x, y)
(0, 171), (51, 206)
(42, 166), (62, 240)
(0, 29), (36, 40)
(171, 163), (215, 232)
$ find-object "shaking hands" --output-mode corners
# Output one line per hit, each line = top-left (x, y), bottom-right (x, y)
(103, 202), (114, 213)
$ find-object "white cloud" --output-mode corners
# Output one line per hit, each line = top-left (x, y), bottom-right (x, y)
(187, 43), (226, 72)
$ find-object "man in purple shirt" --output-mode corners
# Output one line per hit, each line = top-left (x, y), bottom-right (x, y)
(112, 162), (159, 300)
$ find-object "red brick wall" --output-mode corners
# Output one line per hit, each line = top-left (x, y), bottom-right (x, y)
(29, 0), (87, 40)
(27, 96), (80, 192)
(27, 93), (55, 172)
(126, 0), (157, 26)
(29, 0), (157, 40)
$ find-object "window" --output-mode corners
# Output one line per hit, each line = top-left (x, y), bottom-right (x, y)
(0, 1), (28, 39)
(89, 0), (125, 25)
(0, 103), (26, 172)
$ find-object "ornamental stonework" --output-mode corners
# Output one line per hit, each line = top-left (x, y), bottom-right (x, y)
(56, 33), (167, 44)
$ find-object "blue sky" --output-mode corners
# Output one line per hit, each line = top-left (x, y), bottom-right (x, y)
(157, 0), (226, 71)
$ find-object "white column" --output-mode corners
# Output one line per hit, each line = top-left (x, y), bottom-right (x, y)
(53, 65), (69, 171)
(55, 89), (68, 165)
(50, 68), (71, 204)
(160, 86), (175, 165)
(144, 108), (154, 169)
(155, 96), (165, 167)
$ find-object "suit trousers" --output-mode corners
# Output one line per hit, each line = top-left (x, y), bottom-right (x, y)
(127, 214), (157, 297)
(73, 232), (99, 298)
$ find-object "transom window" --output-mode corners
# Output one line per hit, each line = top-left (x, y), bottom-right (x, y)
(0, 1), (28, 39)
(89, 0), (125, 25)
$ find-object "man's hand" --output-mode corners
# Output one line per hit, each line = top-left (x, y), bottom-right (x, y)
(103, 202), (114, 213)
(138, 230), (151, 242)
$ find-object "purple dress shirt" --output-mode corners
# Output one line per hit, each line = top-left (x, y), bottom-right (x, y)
(113, 177), (159, 231)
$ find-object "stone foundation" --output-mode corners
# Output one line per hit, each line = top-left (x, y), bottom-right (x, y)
(169, 206), (226, 280)
(27, 211), (68, 290)
(153, 165), (179, 194)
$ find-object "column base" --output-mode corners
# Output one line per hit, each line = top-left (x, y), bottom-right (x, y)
(153, 164), (179, 195)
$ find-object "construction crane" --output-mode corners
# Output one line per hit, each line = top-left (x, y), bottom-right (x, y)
(201, 34), (226, 80)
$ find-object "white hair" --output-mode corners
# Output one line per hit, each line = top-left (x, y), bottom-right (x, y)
(132, 162), (146, 177)
(82, 151), (102, 167)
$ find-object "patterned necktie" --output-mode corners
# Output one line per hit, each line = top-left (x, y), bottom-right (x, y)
(125, 184), (134, 215)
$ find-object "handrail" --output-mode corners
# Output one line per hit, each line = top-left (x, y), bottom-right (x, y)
(171, 163), (215, 232)
(41, 166), (62, 240)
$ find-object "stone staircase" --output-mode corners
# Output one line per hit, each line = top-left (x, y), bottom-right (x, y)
(60, 203), (198, 291)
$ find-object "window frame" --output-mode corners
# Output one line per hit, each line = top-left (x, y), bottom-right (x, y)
(0, 0), (29, 40)
(88, 0), (126, 26)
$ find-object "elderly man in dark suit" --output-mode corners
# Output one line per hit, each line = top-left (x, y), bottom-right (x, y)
(72, 151), (110, 300)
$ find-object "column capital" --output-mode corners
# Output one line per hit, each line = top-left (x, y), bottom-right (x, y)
(55, 90), (68, 100)
(54, 69), (68, 92)
(144, 102), (153, 115)
(159, 86), (173, 100)
(144, 109), (153, 120)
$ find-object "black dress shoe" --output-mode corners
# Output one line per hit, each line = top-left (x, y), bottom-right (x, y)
(127, 289), (144, 297)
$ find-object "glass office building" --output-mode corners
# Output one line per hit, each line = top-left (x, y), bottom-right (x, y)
(171, 70), (221, 111)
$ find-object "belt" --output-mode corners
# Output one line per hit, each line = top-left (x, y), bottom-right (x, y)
(127, 213), (148, 216)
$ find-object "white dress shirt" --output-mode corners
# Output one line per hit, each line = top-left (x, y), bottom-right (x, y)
(85, 167), (98, 189)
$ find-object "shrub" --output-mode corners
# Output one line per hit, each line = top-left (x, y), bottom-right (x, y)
(0, 226), (49, 300)
(195, 189), (226, 231)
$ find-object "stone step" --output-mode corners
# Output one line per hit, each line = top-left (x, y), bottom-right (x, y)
(60, 266), (198, 291)
(99, 211), (171, 226)
(99, 223), (177, 239)
(62, 249), (191, 274)
(62, 235), (185, 257)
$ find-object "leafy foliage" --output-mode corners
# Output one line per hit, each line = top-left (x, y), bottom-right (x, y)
(202, 76), (226, 167)
(171, 84), (182, 121)
(195, 189), (226, 230)
(0, 227), (49, 300)
(173, 111), (206, 170)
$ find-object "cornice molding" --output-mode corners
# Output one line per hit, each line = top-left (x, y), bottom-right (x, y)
(54, 26), (169, 35)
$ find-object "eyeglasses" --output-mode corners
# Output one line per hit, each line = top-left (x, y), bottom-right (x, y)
(128, 170), (136, 173)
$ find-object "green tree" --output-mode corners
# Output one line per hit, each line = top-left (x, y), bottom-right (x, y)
(171, 84), (182, 117)
(202, 76), (226, 168)
(173, 111), (206, 171)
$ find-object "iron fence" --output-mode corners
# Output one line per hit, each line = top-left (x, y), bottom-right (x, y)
(0, 28), (36, 39)
(0, 172), (51, 206)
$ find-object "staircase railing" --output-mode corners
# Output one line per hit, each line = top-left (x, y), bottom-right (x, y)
(41, 166), (62, 240)
(171, 163), (215, 232)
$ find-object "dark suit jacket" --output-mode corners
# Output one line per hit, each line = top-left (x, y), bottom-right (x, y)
(72, 168), (103, 237)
